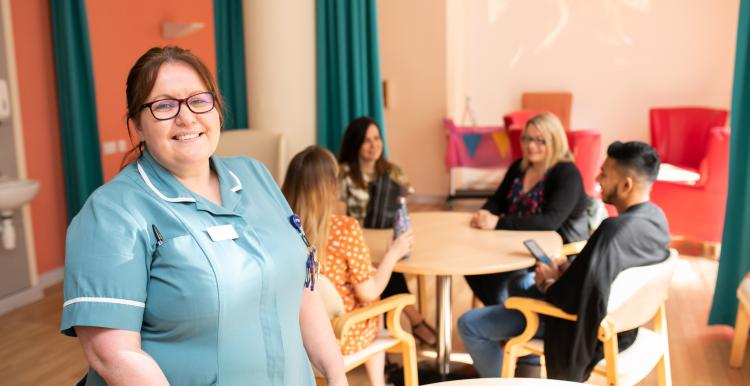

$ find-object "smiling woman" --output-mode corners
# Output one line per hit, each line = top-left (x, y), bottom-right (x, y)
(466, 112), (590, 307)
(119, 47), (224, 172)
(60, 46), (348, 386)
(131, 61), (221, 188)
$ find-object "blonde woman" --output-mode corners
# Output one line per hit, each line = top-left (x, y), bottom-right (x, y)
(467, 112), (589, 306)
(282, 146), (413, 386)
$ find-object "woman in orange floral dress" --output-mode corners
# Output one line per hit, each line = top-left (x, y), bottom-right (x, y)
(283, 146), (413, 386)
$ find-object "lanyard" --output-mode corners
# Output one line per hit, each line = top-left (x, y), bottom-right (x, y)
(289, 214), (320, 291)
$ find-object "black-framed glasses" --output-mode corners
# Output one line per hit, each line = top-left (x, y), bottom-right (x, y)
(141, 92), (216, 121)
(520, 135), (546, 146)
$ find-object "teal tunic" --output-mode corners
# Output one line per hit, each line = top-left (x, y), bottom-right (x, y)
(61, 151), (315, 386)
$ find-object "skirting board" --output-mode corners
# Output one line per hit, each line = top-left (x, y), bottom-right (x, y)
(0, 285), (43, 316)
(38, 266), (64, 289)
(0, 267), (63, 316)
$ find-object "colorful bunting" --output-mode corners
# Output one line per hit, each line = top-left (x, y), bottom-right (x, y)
(491, 132), (511, 158)
(462, 133), (483, 158)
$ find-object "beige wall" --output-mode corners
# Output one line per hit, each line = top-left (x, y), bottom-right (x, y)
(243, 0), (316, 169)
(452, 0), (738, 150)
(379, 0), (450, 199)
(243, 0), (737, 197)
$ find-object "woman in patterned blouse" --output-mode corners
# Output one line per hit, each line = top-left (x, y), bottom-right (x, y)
(337, 117), (437, 348)
(283, 145), (413, 386)
(467, 112), (590, 306)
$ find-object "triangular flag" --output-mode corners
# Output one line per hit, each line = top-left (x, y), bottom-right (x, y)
(463, 133), (483, 158)
(491, 132), (511, 158)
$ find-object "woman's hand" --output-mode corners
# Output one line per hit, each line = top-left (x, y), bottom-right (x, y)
(385, 228), (413, 262)
(355, 223), (411, 303)
(470, 209), (500, 230)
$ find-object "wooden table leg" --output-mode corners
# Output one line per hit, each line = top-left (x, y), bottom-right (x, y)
(417, 275), (427, 314)
(436, 275), (453, 377)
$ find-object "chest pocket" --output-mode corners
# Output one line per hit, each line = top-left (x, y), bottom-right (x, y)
(145, 234), (219, 324)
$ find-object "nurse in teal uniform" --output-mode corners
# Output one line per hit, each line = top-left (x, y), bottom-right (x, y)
(61, 46), (347, 386)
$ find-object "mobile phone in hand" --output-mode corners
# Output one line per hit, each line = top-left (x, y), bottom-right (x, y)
(523, 239), (553, 266)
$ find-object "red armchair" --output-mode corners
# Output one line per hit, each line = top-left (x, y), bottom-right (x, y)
(650, 107), (729, 171)
(503, 110), (540, 130)
(650, 127), (730, 243)
(567, 129), (601, 196)
(507, 125), (523, 161)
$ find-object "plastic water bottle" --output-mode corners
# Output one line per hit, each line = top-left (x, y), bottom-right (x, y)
(393, 196), (411, 258)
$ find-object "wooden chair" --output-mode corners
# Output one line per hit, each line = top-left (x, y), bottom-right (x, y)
(214, 129), (287, 184)
(501, 249), (679, 386)
(314, 275), (419, 386)
(730, 275), (750, 368)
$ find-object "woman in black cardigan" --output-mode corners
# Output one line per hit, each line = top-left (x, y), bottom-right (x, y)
(467, 112), (589, 306)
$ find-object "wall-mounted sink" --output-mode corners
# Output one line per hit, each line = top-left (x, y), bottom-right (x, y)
(0, 179), (39, 214)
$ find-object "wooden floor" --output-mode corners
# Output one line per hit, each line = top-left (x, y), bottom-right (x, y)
(0, 203), (747, 385)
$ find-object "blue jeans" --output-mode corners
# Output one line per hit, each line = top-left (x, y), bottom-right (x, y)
(465, 267), (541, 306)
(458, 272), (544, 377)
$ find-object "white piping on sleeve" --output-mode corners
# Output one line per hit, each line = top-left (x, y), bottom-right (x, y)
(63, 297), (146, 308)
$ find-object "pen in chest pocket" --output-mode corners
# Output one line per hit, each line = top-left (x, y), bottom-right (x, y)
(152, 224), (165, 246)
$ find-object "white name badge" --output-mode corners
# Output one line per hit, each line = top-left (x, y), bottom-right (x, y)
(206, 224), (239, 242)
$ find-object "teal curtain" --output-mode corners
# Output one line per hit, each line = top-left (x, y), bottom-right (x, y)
(214, 0), (248, 130)
(708, 0), (750, 326)
(50, 0), (103, 221)
(316, 0), (387, 156)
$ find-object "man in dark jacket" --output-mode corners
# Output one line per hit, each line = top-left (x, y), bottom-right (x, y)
(458, 141), (670, 380)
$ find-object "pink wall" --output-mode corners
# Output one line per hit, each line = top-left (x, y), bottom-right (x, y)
(9, 0), (217, 276)
(10, 0), (68, 275)
(86, 0), (216, 181)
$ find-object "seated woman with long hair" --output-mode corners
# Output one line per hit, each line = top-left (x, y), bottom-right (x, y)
(282, 145), (413, 386)
(338, 116), (437, 347)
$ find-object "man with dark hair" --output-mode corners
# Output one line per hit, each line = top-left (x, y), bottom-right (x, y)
(458, 141), (670, 381)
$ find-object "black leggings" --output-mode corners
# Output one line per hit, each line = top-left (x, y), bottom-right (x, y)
(381, 272), (411, 300)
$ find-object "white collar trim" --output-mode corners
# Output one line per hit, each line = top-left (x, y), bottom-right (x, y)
(228, 170), (242, 192)
(137, 160), (242, 201)
(137, 161), (197, 203)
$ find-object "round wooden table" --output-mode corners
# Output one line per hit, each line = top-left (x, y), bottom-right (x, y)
(363, 211), (562, 377)
(425, 378), (584, 385)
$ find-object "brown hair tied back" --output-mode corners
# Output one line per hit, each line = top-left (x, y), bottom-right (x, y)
(120, 46), (225, 169)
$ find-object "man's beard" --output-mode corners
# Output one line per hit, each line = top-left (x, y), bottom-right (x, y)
(600, 188), (615, 206)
